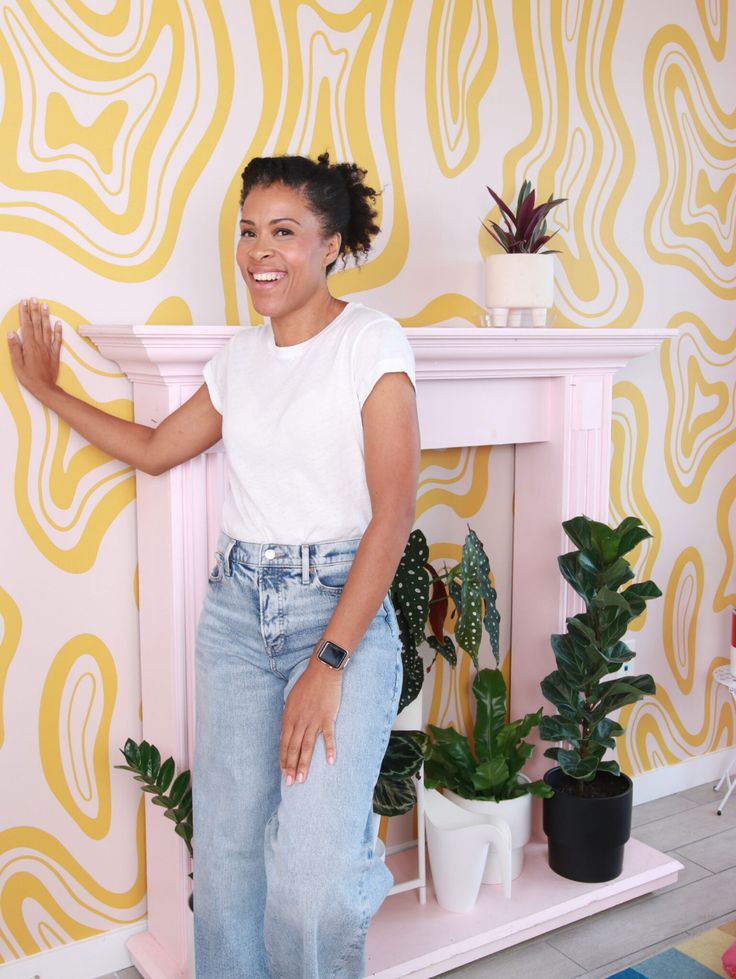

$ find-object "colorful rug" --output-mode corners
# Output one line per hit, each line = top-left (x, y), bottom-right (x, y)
(607, 919), (736, 978)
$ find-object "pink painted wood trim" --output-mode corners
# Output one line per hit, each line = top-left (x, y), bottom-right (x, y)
(78, 324), (671, 979)
(366, 841), (682, 977)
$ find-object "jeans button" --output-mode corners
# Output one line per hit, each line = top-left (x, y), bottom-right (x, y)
(264, 548), (276, 559)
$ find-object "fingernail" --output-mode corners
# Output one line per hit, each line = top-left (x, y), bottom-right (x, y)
(41, 303), (48, 311)
(328, 756), (335, 765)
(285, 774), (293, 786)
(296, 772), (304, 783)
(31, 297), (37, 304)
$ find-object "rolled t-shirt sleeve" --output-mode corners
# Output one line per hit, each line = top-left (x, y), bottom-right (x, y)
(202, 336), (233, 415)
(353, 318), (417, 410)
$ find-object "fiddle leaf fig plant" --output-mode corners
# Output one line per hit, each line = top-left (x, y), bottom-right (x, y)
(483, 179), (567, 254)
(539, 515), (662, 791)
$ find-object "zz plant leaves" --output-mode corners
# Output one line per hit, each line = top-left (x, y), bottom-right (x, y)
(115, 738), (193, 859)
(539, 515), (661, 792)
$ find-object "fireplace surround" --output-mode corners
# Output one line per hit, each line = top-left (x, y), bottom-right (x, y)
(80, 322), (679, 978)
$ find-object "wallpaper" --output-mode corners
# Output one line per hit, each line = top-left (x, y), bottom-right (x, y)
(0, 0), (733, 964)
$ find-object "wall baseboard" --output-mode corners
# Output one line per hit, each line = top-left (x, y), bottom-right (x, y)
(631, 748), (731, 806)
(0, 921), (145, 979)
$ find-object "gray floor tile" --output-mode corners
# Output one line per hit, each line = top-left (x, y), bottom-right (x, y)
(633, 797), (736, 850)
(439, 939), (584, 978)
(545, 866), (736, 970)
(115, 970), (143, 979)
(677, 779), (731, 807)
(631, 791), (698, 828)
(655, 851), (713, 892)
(581, 930), (694, 979)
(676, 825), (736, 873)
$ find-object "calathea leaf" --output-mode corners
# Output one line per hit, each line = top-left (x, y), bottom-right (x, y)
(373, 777), (417, 817)
(379, 732), (424, 782)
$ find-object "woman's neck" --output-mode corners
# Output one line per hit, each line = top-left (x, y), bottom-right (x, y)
(270, 291), (347, 348)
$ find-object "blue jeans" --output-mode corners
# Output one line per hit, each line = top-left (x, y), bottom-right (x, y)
(192, 531), (403, 978)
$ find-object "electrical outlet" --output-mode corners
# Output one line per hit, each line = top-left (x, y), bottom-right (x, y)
(609, 634), (637, 681)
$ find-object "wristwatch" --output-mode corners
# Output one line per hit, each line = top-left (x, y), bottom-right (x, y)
(316, 639), (351, 671)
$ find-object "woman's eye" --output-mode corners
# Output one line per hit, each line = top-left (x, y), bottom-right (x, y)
(239, 229), (255, 238)
(274, 227), (292, 236)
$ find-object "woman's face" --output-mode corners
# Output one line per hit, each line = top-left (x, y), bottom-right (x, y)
(237, 183), (340, 320)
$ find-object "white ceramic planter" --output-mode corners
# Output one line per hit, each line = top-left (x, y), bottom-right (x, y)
(424, 788), (512, 912)
(445, 776), (532, 883)
(485, 253), (554, 327)
(392, 688), (423, 732)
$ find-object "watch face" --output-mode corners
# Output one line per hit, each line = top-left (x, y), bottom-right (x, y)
(318, 641), (348, 669)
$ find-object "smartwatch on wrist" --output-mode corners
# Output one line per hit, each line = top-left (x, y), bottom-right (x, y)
(316, 639), (351, 671)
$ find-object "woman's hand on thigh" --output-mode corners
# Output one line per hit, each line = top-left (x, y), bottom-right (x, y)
(280, 659), (342, 785)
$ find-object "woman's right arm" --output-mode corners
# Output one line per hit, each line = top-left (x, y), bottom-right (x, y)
(7, 298), (223, 477)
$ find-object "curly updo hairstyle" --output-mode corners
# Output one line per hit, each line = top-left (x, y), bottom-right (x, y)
(239, 152), (380, 274)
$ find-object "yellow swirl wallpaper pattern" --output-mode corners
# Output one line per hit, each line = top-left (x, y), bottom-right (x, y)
(0, 0), (734, 966)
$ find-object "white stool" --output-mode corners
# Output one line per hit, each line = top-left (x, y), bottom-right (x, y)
(714, 665), (736, 815)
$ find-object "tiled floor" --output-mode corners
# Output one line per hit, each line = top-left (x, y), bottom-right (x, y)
(95, 779), (736, 979)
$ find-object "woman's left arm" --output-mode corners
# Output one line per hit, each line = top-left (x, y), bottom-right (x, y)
(279, 371), (420, 785)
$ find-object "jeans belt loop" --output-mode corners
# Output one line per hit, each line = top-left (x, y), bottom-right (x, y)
(222, 536), (236, 577)
(301, 544), (310, 585)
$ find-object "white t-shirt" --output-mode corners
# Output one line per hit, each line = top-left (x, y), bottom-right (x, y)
(202, 301), (417, 544)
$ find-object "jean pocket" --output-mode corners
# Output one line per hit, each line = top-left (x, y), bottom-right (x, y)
(208, 552), (224, 583)
(311, 560), (352, 594)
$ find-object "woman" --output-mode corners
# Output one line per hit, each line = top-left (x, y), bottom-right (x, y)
(8, 153), (420, 978)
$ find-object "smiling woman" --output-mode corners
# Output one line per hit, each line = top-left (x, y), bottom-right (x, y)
(7, 152), (420, 979)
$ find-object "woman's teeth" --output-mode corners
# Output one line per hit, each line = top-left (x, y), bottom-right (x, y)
(252, 272), (285, 281)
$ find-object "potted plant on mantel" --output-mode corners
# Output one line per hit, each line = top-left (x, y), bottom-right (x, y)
(422, 530), (552, 891)
(482, 179), (566, 327)
(539, 515), (662, 883)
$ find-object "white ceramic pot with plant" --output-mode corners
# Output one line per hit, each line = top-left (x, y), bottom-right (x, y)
(425, 667), (552, 885)
(482, 180), (566, 327)
(445, 775), (532, 882)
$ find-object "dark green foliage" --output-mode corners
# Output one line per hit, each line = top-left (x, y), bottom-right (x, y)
(483, 180), (567, 254)
(115, 738), (193, 858)
(540, 516), (661, 788)
(377, 525), (502, 815)
(373, 731), (427, 817)
(424, 668), (552, 802)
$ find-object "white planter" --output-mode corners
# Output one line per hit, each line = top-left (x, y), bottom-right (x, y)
(484, 253), (554, 327)
(371, 811), (387, 862)
(392, 688), (423, 732)
(445, 775), (532, 883)
(424, 788), (512, 912)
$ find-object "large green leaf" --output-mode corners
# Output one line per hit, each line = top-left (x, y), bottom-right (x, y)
(538, 714), (581, 744)
(391, 530), (431, 645)
(471, 757), (509, 794)
(472, 668), (507, 764)
(596, 673), (656, 714)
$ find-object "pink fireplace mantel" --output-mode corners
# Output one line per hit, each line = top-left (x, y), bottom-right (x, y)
(80, 323), (676, 979)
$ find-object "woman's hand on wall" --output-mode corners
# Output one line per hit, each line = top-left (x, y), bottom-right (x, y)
(7, 298), (62, 396)
(280, 659), (343, 784)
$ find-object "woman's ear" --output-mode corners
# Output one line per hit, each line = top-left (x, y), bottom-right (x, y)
(323, 232), (342, 268)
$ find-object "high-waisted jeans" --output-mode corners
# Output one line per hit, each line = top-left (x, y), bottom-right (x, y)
(192, 531), (403, 978)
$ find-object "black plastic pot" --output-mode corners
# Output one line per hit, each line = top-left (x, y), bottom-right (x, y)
(542, 767), (633, 883)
